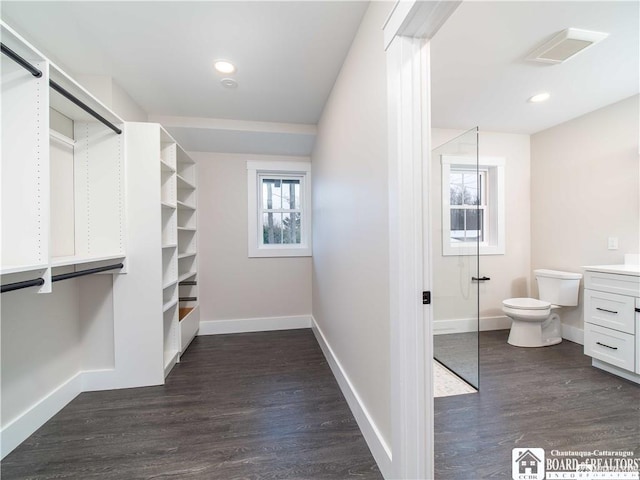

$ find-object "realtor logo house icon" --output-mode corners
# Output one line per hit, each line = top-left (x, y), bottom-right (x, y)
(512, 448), (545, 480)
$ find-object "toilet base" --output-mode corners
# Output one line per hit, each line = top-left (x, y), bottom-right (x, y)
(507, 313), (563, 348)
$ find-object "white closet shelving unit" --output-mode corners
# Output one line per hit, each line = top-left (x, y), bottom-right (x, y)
(1, 22), (126, 285)
(120, 123), (199, 378)
(176, 146), (199, 352)
(0, 21), (128, 459)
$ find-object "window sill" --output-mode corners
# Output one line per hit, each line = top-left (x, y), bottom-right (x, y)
(249, 246), (312, 258)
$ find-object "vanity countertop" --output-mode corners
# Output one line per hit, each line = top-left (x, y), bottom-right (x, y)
(583, 264), (640, 276)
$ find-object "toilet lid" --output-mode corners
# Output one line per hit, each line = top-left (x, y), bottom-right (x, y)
(503, 297), (550, 310)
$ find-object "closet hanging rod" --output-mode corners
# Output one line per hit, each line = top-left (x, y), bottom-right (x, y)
(1, 43), (42, 78)
(52, 263), (124, 283)
(1, 277), (45, 294)
(49, 80), (122, 135)
(179, 297), (198, 302)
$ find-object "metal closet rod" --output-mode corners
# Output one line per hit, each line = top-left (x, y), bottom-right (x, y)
(1, 263), (124, 294)
(1, 42), (122, 135)
(1, 43), (42, 77)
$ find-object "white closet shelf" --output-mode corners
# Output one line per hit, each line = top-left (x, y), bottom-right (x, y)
(162, 298), (178, 313)
(161, 201), (177, 209)
(50, 253), (125, 268)
(162, 278), (178, 290)
(162, 243), (178, 249)
(177, 201), (196, 210)
(160, 159), (176, 173)
(177, 227), (197, 232)
(176, 175), (196, 190)
(178, 271), (197, 282)
(178, 252), (197, 259)
(1, 263), (50, 276)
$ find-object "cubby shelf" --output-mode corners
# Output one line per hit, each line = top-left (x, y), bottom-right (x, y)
(177, 227), (197, 232)
(178, 252), (197, 259)
(178, 271), (197, 283)
(176, 174), (196, 190)
(160, 159), (176, 173)
(162, 243), (177, 249)
(177, 201), (196, 210)
(161, 201), (177, 209)
(162, 298), (178, 313)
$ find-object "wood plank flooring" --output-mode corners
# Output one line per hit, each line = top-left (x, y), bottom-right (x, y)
(1, 330), (382, 480)
(435, 330), (640, 479)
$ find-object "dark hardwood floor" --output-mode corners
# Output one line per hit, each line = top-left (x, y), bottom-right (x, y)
(1, 330), (382, 480)
(435, 330), (640, 479)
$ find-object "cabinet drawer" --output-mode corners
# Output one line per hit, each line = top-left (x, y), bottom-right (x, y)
(584, 270), (640, 296)
(584, 289), (635, 334)
(584, 323), (635, 372)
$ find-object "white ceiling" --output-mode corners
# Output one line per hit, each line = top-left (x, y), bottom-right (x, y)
(1, 1), (368, 125)
(2, 1), (637, 153)
(430, 1), (639, 135)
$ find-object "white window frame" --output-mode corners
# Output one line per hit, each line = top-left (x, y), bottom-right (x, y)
(247, 161), (312, 258)
(441, 155), (505, 256)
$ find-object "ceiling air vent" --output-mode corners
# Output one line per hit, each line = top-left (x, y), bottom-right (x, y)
(528, 28), (608, 64)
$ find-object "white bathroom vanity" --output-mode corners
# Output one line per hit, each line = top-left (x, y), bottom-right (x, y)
(583, 260), (640, 384)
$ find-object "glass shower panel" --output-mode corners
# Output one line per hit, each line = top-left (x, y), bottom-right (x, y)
(432, 127), (480, 389)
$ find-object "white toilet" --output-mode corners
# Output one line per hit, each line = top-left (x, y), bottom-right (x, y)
(502, 269), (582, 347)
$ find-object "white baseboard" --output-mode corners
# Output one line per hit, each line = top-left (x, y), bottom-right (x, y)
(1, 372), (83, 459)
(198, 315), (312, 335)
(311, 316), (392, 478)
(561, 323), (584, 345)
(434, 315), (511, 335)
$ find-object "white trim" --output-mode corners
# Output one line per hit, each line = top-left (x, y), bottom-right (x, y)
(561, 323), (585, 345)
(247, 161), (312, 258)
(592, 359), (640, 384)
(1, 372), (83, 459)
(311, 316), (393, 478)
(383, 0), (461, 51)
(441, 155), (506, 256)
(387, 34), (431, 480)
(434, 315), (512, 335)
(385, 2), (460, 477)
(198, 315), (312, 336)
(148, 114), (317, 136)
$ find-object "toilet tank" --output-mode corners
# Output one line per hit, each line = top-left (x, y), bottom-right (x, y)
(535, 269), (582, 306)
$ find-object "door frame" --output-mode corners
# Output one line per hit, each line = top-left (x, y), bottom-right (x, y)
(384, 2), (460, 478)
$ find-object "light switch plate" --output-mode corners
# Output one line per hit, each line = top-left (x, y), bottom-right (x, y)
(607, 237), (619, 250)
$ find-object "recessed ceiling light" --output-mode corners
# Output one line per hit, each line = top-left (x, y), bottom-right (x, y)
(220, 78), (238, 89)
(214, 60), (236, 74)
(528, 92), (550, 103)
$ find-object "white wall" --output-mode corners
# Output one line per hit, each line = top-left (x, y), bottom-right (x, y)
(531, 95), (640, 330)
(191, 152), (312, 323)
(75, 75), (147, 122)
(431, 129), (531, 327)
(1, 280), (81, 427)
(311, 0), (393, 450)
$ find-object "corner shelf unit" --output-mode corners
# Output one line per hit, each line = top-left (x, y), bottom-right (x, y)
(120, 123), (199, 378)
(1, 21), (126, 290)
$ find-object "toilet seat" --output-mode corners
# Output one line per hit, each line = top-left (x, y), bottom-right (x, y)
(503, 297), (550, 310)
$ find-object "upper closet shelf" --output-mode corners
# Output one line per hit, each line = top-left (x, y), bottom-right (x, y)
(1, 263), (50, 276)
(51, 253), (126, 268)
